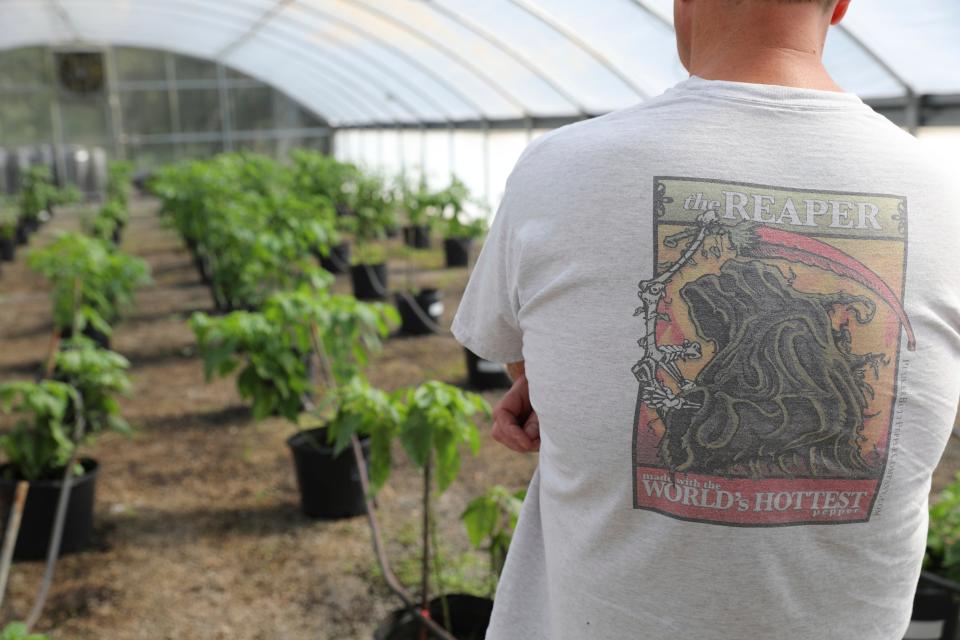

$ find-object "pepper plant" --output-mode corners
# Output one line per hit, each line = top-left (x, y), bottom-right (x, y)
(27, 233), (150, 335)
(191, 284), (398, 421)
(19, 166), (80, 227)
(0, 338), (133, 483)
(152, 155), (338, 310)
(54, 339), (133, 437)
(926, 472), (960, 583)
(105, 160), (134, 209)
(349, 173), (398, 265)
(461, 485), (526, 595)
(400, 177), (442, 228)
(0, 205), (16, 242)
(321, 375), (403, 491)
(436, 178), (487, 240)
(0, 381), (79, 482)
(327, 379), (490, 618)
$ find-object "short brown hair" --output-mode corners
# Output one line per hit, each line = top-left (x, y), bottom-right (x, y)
(777, 0), (836, 7)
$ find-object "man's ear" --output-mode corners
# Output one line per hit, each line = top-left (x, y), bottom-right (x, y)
(831, 0), (852, 26)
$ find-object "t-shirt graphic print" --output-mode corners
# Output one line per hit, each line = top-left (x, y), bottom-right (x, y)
(633, 176), (913, 527)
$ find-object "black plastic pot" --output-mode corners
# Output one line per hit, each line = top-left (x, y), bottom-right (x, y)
(0, 235), (14, 261)
(351, 263), (389, 301)
(0, 459), (99, 560)
(403, 225), (431, 249)
(444, 237), (472, 268)
(14, 220), (29, 246)
(396, 289), (443, 336)
(318, 242), (351, 275)
(908, 572), (960, 640)
(60, 325), (111, 350)
(464, 349), (512, 390)
(375, 594), (494, 640)
(287, 427), (370, 519)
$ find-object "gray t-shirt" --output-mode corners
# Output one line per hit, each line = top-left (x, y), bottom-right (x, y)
(452, 76), (960, 640)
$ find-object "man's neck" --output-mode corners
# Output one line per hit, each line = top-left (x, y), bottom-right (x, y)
(685, 6), (843, 92)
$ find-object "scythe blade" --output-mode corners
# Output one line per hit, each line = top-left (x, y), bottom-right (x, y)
(741, 225), (916, 351)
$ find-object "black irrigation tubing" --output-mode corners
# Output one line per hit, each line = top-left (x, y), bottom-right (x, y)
(920, 570), (960, 594)
(326, 248), (351, 273)
(350, 436), (457, 640)
(362, 261), (392, 299)
(361, 263), (453, 337)
(26, 396), (87, 631)
(307, 325), (457, 640)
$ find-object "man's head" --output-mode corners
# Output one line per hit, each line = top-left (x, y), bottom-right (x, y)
(674, 0), (852, 74)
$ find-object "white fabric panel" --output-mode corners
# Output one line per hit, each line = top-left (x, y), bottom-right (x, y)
(226, 38), (397, 124)
(516, 0), (687, 99)
(843, 0), (960, 95)
(400, 129), (425, 181)
(301, 0), (524, 120)
(451, 130), (486, 208)
(376, 0), (578, 116)
(378, 129), (404, 177)
(823, 27), (903, 99)
(270, 3), (463, 122)
(422, 130), (454, 189)
(58, 0), (255, 57)
(0, 2), (71, 52)
(441, 0), (642, 113)
(4, 0), (960, 125)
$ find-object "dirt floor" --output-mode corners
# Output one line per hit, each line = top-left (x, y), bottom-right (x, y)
(0, 199), (958, 639)
(0, 200), (538, 640)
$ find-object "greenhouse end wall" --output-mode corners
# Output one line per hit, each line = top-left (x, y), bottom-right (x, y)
(0, 45), (332, 179)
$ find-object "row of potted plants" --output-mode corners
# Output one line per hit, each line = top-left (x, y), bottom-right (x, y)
(0, 166), (81, 267)
(83, 161), (134, 246)
(162, 152), (512, 634)
(189, 276), (523, 636)
(150, 152), (485, 315)
(0, 213), (150, 564)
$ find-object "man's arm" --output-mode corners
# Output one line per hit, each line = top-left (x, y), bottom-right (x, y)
(492, 360), (540, 453)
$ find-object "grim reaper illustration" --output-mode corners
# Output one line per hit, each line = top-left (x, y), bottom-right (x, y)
(634, 211), (915, 479)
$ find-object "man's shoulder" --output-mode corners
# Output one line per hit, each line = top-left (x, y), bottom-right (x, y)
(516, 100), (675, 168)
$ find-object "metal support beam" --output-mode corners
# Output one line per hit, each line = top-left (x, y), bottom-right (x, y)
(625, 0), (675, 30)
(46, 0), (81, 41)
(215, 0), (294, 61)
(424, 0), (588, 116)
(104, 47), (125, 159)
(271, 8), (452, 122)
(293, 3), (488, 120)
(482, 121), (491, 204)
(215, 62), (233, 152)
(219, 26), (406, 124)
(505, 0), (648, 99)
(164, 51), (182, 158)
(344, 0), (531, 116)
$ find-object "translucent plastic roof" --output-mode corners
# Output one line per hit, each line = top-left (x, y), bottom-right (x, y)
(3, 0), (959, 127)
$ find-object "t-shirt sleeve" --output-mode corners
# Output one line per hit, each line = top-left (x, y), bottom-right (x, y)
(451, 195), (524, 364)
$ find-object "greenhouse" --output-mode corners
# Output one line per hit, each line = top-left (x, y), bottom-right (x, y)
(0, 1), (959, 639)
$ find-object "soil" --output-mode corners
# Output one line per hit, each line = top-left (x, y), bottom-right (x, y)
(0, 200), (536, 640)
(0, 199), (957, 639)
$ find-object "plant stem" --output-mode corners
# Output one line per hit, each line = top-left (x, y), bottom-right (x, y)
(430, 503), (452, 632)
(0, 481), (29, 610)
(350, 437), (456, 640)
(419, 455), (432, 640)
(311, 318), (454, 640)
(26, 394), (86, 631)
